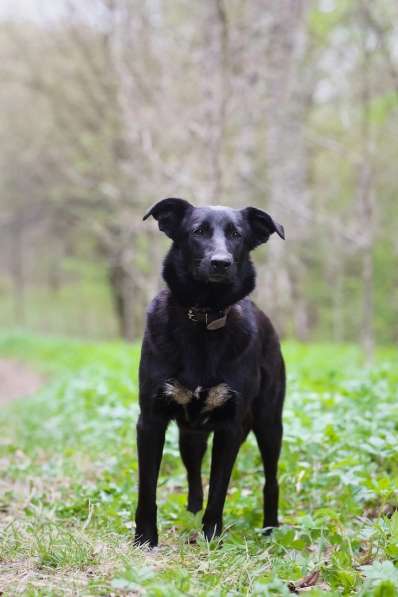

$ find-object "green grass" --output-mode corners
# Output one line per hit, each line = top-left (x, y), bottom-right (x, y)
(0, 332), (397, 595)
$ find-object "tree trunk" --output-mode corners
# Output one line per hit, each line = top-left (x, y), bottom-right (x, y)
(358, 163), (375, 363)
(358, 1), (375, 363)
(9, 221), (26, 326)
(108, 259), (135, 341)
(332, 255), (344, 344)
(262, 0), (311, 338)
(362, 237), (374, 362)
(201, 0), (230, 200)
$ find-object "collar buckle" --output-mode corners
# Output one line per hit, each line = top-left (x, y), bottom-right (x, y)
(187, 308), (199, 323)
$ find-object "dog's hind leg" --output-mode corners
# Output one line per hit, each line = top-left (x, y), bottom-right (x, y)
(179, 429), (209, 513)
(253, 414), (283, 532)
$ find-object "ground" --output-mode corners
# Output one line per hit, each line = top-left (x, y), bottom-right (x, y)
(0, 333), (397, 596)
(0, 359), (43, 406)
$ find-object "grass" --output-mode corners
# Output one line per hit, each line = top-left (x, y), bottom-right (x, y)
(0, 332), (397, 595)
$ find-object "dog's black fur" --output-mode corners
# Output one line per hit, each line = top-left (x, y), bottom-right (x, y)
(135, 198), (286, 547)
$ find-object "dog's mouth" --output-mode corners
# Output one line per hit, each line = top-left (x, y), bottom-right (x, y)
(207, 272), (231, 283)
(192, 267), (233, 284)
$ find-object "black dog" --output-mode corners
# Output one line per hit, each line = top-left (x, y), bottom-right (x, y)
(135, 198), (286, 547)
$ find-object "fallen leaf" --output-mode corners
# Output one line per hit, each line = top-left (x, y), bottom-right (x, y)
(187, 531), (199, 544)
(288, 570), (321, 593)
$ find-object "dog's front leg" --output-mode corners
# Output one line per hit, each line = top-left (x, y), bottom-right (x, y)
(202, 428), (241, 541)
(135, 414), (168, 547)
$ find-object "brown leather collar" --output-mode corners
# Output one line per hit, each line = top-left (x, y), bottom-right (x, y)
(187, 306), (231, 331)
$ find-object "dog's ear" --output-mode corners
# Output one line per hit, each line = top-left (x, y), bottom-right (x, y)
(143, 197), (193, 239)
(242, 207), (285, 249)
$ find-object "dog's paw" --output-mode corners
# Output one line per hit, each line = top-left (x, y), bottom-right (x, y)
(262, 522), (279, 537)
(202, 520), (222, 542)
(134, 527), (158, 549)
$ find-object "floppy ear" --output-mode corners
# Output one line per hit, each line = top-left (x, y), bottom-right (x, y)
(143, 197), (193, 239)
(242, 207), (285, 249)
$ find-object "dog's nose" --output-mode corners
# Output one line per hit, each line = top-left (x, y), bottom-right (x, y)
(210, 255), (232, 272)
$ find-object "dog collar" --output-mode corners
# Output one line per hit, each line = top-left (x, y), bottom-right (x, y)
(187, 306), (231, 331)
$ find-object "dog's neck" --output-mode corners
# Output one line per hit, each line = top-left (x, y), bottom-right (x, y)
(186, 305), (232, 330)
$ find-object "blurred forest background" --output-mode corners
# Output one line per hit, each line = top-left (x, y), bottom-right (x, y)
(0, 0), (397, 356)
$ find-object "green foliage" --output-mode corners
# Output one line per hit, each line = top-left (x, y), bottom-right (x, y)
(0, 334), (397, 594)
(309, 0), (352, 41)
(369, 92), (398, 126)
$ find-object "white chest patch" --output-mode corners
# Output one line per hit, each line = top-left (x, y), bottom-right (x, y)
(202, 384), (231, 411)
(163, 381), (232, 411)
(163, 380), (193, 405)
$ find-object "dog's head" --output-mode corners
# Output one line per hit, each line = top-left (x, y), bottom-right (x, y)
(144, 198), (284, 283)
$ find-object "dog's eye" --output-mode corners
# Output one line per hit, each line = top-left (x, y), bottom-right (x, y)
(229, 229), (241, 239)
(193, 226), (206, 236)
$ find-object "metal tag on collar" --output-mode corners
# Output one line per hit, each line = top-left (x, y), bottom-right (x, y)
(206, 314), (227, 331)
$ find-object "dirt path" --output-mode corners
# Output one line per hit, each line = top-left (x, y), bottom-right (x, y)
(0, 359), (43, 406)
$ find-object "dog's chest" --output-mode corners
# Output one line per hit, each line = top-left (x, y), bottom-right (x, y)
(173, 331), (230, 385)
(161, 380), (237, 428)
